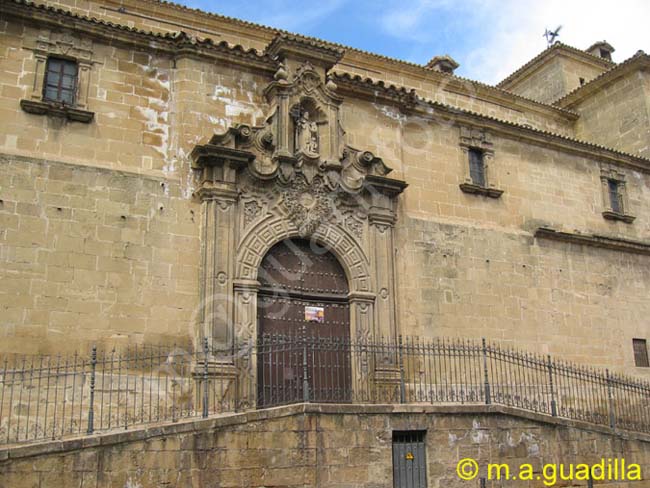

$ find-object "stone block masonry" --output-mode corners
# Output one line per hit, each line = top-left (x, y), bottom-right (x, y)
(0, 404), (649, 487)
(0, 154), (200, 355)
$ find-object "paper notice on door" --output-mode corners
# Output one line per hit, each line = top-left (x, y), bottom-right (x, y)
(304, 306), (324, 323)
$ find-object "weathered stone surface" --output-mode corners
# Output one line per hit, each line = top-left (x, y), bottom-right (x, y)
(0, 405), (648, 487)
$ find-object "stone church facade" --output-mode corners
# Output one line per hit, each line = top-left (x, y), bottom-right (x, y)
(1, 0), (649, 375)
(1, 1), (650, 486)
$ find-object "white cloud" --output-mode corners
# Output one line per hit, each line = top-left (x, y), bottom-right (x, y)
(379, 0), (650, 84)
(465, 0), (650, 84)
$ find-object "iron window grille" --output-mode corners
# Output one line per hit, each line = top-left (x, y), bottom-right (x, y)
(633, 339), (649, 368)
(468, 148), (486, 187)
(607, 179), (624, 214)
(43, 57), (78, 105)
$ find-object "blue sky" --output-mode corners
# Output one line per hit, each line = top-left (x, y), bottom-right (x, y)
(179, 0), (650, 84)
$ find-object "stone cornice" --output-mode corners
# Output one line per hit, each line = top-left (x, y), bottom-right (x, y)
(497, 42), (614, 90)
(554, 51), (650, 108)
(0, 0), (277, 74)
(6, 0), (580, 124)
(332, 64), (578, 122)
(534, 227), (650, 256)
(265, 34), (344, 71)
(5, 0), (648, 175)
(332, 72), (650, 174)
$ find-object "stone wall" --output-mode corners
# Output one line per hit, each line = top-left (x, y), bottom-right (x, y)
(397, 217), (650, 371)
(0, 16), (267, 177)
(501, 57), (568, 104)
(1, 404), (649, 487)
(0, 154), (199, 354)
(1, 3), (650, 375)
(503, 54), (607, 105)
(573, 71), (650, 159)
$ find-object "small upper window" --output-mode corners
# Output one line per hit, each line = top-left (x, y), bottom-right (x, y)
(468, 148), (486, 187)
(607, 179), (624, 214)
(633, 339), (649, 368)
(43, 57), (78, 105)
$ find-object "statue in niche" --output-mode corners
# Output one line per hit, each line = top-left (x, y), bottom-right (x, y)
(294, 108), (319, 158)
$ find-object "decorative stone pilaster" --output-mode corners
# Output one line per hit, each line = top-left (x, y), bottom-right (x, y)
(197, 185), (239, 351)
(349, 291), (375, 343)
(193, 146), (254, 353)
(365, 176), (407, 343)
(233, 279), (260, 343)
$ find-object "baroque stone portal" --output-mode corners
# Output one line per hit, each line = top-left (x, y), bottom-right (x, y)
(190, 35), (407, 357)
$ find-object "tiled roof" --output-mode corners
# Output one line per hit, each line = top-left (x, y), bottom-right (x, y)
(332, 72), (650, 172)
(91, 0), (579, 118)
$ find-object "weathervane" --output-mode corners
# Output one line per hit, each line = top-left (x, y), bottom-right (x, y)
(543, 25), (562, 47)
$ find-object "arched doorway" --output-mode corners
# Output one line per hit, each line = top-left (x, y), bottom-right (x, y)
(257, 239), (351, 406)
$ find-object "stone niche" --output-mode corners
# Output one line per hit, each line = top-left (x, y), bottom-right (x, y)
(190, 35), (407, 361)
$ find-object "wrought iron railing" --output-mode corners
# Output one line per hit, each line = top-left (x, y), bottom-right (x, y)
(0, 335), (648, 445)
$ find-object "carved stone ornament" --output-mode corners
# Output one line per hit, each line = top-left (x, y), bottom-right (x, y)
(191, 36), (407, 238)
(191, 35), (408, 351)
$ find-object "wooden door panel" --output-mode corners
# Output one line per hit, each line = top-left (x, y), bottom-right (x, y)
(257, 239), (351, 407)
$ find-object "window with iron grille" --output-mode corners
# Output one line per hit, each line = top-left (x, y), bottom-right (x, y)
(392, 430), (427, 488)
(43, 57), (78, 105)
(468, 148), (486, 187)
(608, 179), (624, 214)
(633, 339), (649, 368)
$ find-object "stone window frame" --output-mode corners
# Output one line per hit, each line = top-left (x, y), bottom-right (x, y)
(19, 29), (95, 123)
(600, 166), (635, 223)
(458, 126), (503, 198)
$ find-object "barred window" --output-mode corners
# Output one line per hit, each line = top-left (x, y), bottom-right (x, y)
(468, 148), (486, 187)
(633, 339), (649, 368)
(43, 57), (78, 105)
(608, 179), (624, 214)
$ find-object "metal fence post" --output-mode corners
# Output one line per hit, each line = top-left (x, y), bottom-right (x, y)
(398, 335), (406, 403)
(303, 326), (310, 403)
(86, 345), (97, 435)
(547, 355), (557, 417)
(606, 369), (616, 429)
(202, 338), (209, 418)
(482, 338), (491, 405)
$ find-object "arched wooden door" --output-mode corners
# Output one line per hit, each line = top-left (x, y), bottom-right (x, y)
(257, 239), (351, 407)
